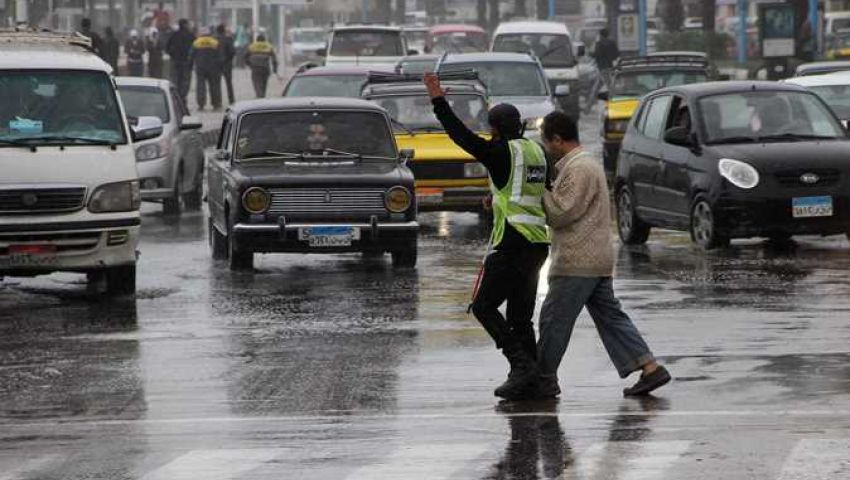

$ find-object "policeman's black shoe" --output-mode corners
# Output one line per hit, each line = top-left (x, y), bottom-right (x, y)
(535, 375), (561, 399)
(494, 347), (539, 399)
(623, 365), (671, 397)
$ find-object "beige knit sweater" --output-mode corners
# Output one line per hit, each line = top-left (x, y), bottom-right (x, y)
(543, 147), (615, 278)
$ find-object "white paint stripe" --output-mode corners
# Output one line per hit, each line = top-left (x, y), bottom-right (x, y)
(140, 449), (286, 480)
(776, 439), (850, 480)
(0, 454), (58, 480)
(510, 141), (525, 203)
(508, 214), (547, 226)
(516, 195), (543, 207)
(344, 443), (490, 480)
(566, 441), (691, 480)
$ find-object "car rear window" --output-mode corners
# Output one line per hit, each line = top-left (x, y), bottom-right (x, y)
(440, 61), (548, 97)
(285, 75), (367, 98)
(330, 30), (403, 57)
(118, 86), (170, 123)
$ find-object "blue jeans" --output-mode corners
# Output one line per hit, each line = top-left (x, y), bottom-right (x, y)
(538, 276), (655, 379)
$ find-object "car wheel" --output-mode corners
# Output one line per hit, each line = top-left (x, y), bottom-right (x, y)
(690, 198), (730, 250)
(163, 170), (183, 216)
(101, 265), (136, 296)
(209, 217), (228, 260)
(391, 240), (417, 269)
(183, 166), (204, 211)
(227, 221), (253, 271)
(616, 187), (651, 245)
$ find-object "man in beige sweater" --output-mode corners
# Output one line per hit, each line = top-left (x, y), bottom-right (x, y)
(536, 111), (670, 398)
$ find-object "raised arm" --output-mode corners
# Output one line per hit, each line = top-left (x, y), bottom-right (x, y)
(424, 73), (490, 160)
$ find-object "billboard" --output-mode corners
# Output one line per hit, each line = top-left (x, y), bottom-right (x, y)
(760, 3), (796, 58)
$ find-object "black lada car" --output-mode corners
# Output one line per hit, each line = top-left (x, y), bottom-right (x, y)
(207, 98), (418, 270)
(615, 81), (850, 249)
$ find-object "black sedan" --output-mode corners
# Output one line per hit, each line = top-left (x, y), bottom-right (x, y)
(206, 98), (419, 270)
(615, 81), (850, 249)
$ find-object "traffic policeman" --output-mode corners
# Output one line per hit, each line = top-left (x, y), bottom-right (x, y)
(190, 26), (223, 111)
(244, 34), (279, 98)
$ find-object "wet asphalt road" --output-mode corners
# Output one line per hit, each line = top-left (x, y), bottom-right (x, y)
(2, 116), (850, 479)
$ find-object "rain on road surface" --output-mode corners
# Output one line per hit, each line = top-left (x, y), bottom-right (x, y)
(1, 118), (850, 480)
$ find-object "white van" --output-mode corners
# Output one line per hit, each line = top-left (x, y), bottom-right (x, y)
(491, 21), (584, 119)
(0, 31), (162, 295)
(322, 25), (412, 68)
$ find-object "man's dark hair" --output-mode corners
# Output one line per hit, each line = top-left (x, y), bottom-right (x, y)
(178, 18), (189, 30)
(216, 24), (226, 35)
(488, 103), (523, 139)
(542, 111), (579, 143)
(81, 18), (92, 30)
(600, 28), (609, 38)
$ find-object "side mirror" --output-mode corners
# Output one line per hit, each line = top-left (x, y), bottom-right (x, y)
(131, 116), (163, 142)
(180, 115), (203, 131)
(575, 43), (586, 57)
(316, 47), (327, 57)
(554, 84), (570, 97)
(597, 91), (609, 102)
(407, 49), (419, 56)
(399, 148), (415, 163)
(663, 126), (693, 147)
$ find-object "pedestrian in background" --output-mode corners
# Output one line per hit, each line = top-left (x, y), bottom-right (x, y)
(146, 28), (164, 78)
(245, 34), (279, 98)
(166, 19), (196, 110)
(101, 27), (120, 73)
(125, 29), (146, 77)
(585, 28), (619, 113)
(535, 111), (671, 399)
(216, 24), (237, 105)
(191, 26), (224, 111)
(79, 18), (102, 56)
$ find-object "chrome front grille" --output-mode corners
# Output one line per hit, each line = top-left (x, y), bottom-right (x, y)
(0, 186), (87, 213)
(268, 188), (387, 215)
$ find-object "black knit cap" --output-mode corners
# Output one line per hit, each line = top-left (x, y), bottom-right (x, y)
(488, 103), (523, 139)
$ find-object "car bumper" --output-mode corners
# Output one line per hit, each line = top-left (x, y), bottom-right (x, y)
(0, 219), (140, 275)
(715, 194), (850, 237)
(416, 186), (489, 212)
(137, 156), (175, 201)
(232, 221), (419, 253)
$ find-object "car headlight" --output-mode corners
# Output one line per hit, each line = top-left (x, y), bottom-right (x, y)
(718, 158), (760, 189)
(606, 119), (630, 134)
(386, 186), (412, 213)
(464, 162), (488, 178)
(88, 180), (141, 213)
(135, 138), (170, 161)
(242, 187), (271, 214)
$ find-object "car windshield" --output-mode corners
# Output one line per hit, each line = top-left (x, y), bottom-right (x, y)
(292, 29), (325, 43)
(0, 71), (126, 145)
(235, 110), (396, 159)
(699, 91), (846, 143)
(808, 84), (850, 119)
(374, 93), (488, 133)
(330, 30), (403, 57)
(117, 86), (170, 124)
(611, 71), (708, 98)
(398, 58), (437, 74)
(492, 34), (575, 68)
(431, 32), (488, 53)
(441, 61), (548, 97)
(833, 18), (850, 32)
(285, 75), (366, 98)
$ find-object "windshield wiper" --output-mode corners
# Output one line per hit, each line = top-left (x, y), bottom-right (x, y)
(539, 43), (570, 60)
(0, 138), (37, 151)
(757, 133), (839, 142)
(318, 148), (361, 158)
(240, 150), (303, 160)
(17, 135), (118, 146)
(707, 136), (758, 145)
(390, 117), (416, 136)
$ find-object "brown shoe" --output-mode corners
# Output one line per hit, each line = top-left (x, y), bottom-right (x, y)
(623, 366), (671, 397)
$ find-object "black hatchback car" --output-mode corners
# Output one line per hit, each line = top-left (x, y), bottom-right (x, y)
(207, 98), (418, 270)
(615, 81), (850, 249)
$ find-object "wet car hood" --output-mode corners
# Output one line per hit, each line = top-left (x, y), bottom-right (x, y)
(231, 160), (407, 187)
(489, 96), (556, 121)
(708, 140), (850, 170)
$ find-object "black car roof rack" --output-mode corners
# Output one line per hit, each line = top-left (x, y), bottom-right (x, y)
(0, 28), (94, 52)
(365, 68), (480, 84)
(615, 54), (709, 71)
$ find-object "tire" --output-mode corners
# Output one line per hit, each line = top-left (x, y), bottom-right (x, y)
(391, 240), (418, 269)
(163, 170), (183, 216)
(227, 221), (253, 271)
(183, 164), (204, 211)
(209, 217), (228, 260)
(616, 187), (651, 245)
(690, 198), (730, 250)
(104, 265), (136, 296)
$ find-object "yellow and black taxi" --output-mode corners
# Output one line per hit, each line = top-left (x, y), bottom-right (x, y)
(361, 72), (491, 213)
(826, 33), (850, 60)
(599, 52), (712, 180)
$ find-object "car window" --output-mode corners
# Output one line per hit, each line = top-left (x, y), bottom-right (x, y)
(640, 95), (672, 139)
(285, 75), (367, 98)
(330, 30), (403, 57)
(217, 117), (231, 151)
(430, 32), (488, 54)
(118, 86), (171, 124)
(808, 84), (850, 119)
(235, 110), (396, 159)
(611, 71), (708, 98)
(440, 61), (548, 97)
(492, 34), (575, 68)
(667, 96), (692, 133)
(291, 29), (325, 43)
(374, 93), (488, 132)
(0, 70), (126, 145)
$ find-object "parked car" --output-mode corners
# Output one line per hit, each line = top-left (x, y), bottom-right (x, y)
(615, 81), (850, 249)
(282, 65), (392, 98)
(794, 60), (850, 77)
(395, 54), (439, 74)
(362, 72), (490, 213)
(490, 21), (584, 119)
(784, 71), (850, 123)
(320, 25), (413, 68)
(0, 31), (160, 295)
(206, 98), (419, 270)
(437, 52), (564, 141)
(599, 52), (714, 181)
(826, 32), (850, 60)
(285, 27), (327, 66)
(427, 24), (488, 54)
(116, 77), (204, 215)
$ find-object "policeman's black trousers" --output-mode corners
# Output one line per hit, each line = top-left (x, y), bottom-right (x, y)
(251, 68), (271, 98)
(196, 70), (222, 110)
(222, 66), (235, 104)
(170, 61), (192, 110)
(471, 246), (549, 357)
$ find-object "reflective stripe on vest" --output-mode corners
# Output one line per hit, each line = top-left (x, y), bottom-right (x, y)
(489, 138), (550, 247)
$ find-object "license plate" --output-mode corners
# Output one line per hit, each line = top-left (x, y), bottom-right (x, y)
(792, 196), (833, 218)
(417, 188), (444, 206)
(299, 226), (357, 247)
(0, 250), (57, 268)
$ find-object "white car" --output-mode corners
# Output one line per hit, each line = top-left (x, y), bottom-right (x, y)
(116, 77), (204, 215)
(783, 70), (850, 123)
(0, 31), (161, 295)
(286, 27), (326, 65)
(490, 21), (583, 119)
(321, 25), (413, 68)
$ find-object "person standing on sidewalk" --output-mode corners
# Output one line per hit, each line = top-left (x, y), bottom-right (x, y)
(536, 111), (671, 398)
(146, 28), (164, 78)
(166, 19), (196, 111)
(79, 18), (102, 56)
(585, 29), (619, 114)
(125, 30), (146, 77)
(216, 24), (237, 105)
(424, 73), (550, 400)
(101, 27), (120, 73)
(190, 26), (224, 111)
(244, 34), (279, 98)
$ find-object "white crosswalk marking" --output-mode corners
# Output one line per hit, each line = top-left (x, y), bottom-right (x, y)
(776, 439), (850, 480)
(343, 443), (491, 480)
(567, 441), (692, 480)
(0, 454), (58, 480)
(140, 448), (286, 480)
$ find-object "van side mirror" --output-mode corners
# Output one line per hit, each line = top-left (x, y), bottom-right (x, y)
(180, 115), (203, 131)
(399, 148), (415, 163)
(554, 84), (570, 97)
(131, 116), (163, 142)
(664, 126), (693, 147)
(597, 91), (609, 102)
